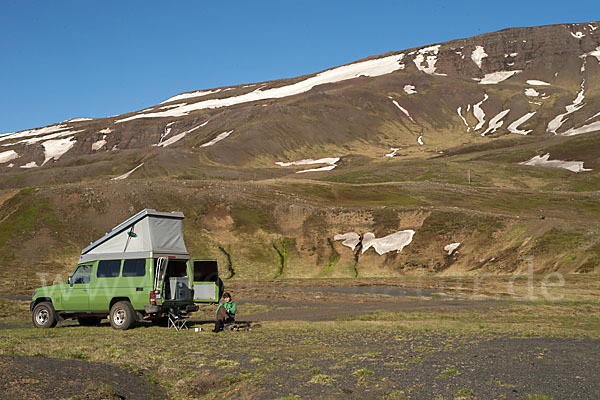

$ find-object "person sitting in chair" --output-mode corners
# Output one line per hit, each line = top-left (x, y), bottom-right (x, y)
(213, 292), (236, 332)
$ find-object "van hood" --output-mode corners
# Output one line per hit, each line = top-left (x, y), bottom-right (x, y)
(32, 284), (67, 299)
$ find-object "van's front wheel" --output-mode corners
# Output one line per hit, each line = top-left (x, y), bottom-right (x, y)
(109, 301), (135, 330)
(32, 302), (57, 328)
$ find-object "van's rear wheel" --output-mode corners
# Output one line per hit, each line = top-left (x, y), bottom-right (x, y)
(109, 301), (135, 330)
(32, 302), (57, 328)
(78, 316), (102, 326)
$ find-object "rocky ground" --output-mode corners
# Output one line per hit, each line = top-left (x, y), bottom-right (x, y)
(0, 355), (166, 399)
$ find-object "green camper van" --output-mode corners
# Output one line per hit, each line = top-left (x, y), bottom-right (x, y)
(30, 209), (224, 330)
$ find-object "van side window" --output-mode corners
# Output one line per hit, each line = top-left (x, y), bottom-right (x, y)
(72, 265), (92, 284)
(97, 260), (121, 278)
(122, 259), (146, 277)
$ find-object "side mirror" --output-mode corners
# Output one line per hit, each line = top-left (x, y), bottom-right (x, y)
(68, 276), (73, 286)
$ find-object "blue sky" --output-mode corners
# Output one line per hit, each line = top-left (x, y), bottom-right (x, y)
(0, 1), (597, 134)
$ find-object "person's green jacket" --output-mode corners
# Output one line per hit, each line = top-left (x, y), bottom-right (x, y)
(216, 301), (236, 317)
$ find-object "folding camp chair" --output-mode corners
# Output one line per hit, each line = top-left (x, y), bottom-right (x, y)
(167, 310), (188, 331)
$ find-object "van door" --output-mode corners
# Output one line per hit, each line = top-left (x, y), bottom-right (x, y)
(192, 259), (220, 303)
(62, 264), (93, 311)
(154, 257), (168, 301)
(89, 259), (122, 311)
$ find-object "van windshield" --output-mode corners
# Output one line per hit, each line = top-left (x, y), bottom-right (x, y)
(72, 265), (92, 284)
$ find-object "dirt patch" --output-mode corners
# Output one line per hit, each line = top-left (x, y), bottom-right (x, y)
(0, 355), (165, 399)
(0, 190), (19, 209)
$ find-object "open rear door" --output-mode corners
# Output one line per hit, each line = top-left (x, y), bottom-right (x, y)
(192, 259), (220, 303)
(154, 257), (168, 301)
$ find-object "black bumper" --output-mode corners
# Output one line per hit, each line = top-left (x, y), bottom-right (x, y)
(30, 301), (35, 312)
(144, 304), (199, 314)
(144, 305), (161, 314)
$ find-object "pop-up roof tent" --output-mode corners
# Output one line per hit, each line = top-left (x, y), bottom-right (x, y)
(79, 209), (189, 263)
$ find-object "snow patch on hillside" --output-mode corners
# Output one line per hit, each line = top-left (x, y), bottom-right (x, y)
(200, 130), (233, 147)
(403, 85), (417, 94)
(548, 52), (600, 135)
(276, 157), (340, 173)
(527, 80), (550, 86)
(520, 153), (591, 173)
(413, 45), (445, 75)
(471, 46), (488, 68)
(0, 124), (70, 144)
(276, 158), (339, 167)
(297, 165), (337, 173)
(92, 136), (107, 151)
(571, 31), (584, 39)
(479, 70), (522, 84)
(473, 94), (489, 131)
(362, 230), (415, 255)
(334, 232), (361, 251)
(66, 118), (93, 123)
(7, 129), (84, 146)
(112, 163), (144, 180)
(161, 89), (222, 104)
(157, 122), (208, 148)
(584, 46), (600, 62)
(417, 134), (424, 145)
(385, 148), (400, 157)
(444, 242), (461, 255)
(159, 103), (186, 110)
(42, 137), (76, 165)
(585, 111), (600, 122)
(482, 109), (510, 136)
(559, 120), (600, 136)
(118, 54), (406, 122)
(0, 150), (19, 164)
(507, 112), (536, 135)
(20, 161), (38, 169)
(390, 98), (415, 123)
(157, 123), (174, 145)
(525, 88), (539, 97)
(457, 107), (470, 131)
(99, 128), (113, 134)
(547, 74), (586, 134)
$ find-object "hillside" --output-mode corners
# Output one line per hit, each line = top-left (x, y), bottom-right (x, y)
(0, 22), (599, 290)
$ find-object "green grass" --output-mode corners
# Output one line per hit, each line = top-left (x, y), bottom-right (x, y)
(286, 183), (424, 207)
(352, 368), (375, 377)
(531, 228), (591, 256)
(318, 246), (340, 277)
(340, 302), (600, 338)
(230, 205), (275, 233)
(308, 374), (334, 385)
(0, 298), (30, 320)
(418, 211), (503, 236)
(437, 368), (461, 379)
(273, 238), (295, 278)
(525, 394), (553, 400)
(0, 188), (61, 268)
